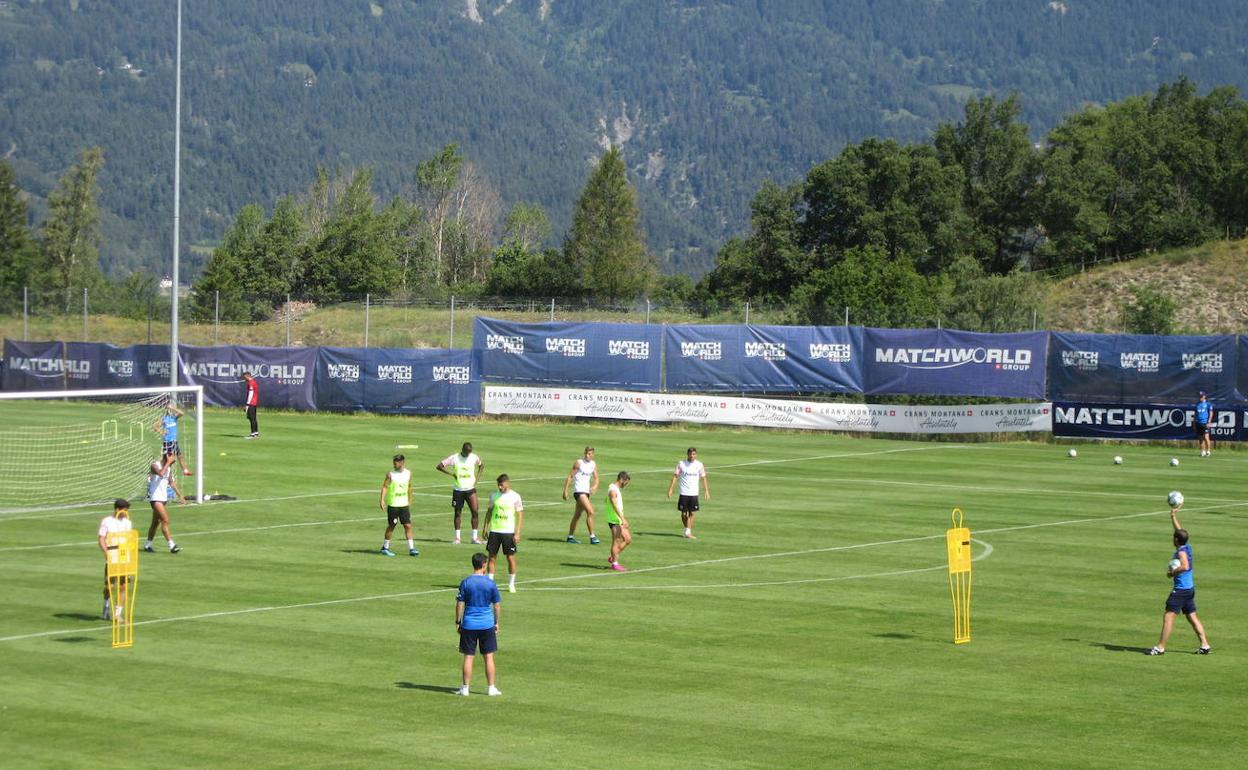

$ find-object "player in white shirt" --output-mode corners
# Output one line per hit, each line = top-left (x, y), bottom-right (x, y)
(561, 446), (600, 545)
(666, 447), (710, 539)
(144, 452), (184, 554)
(98, 498), (133, 620)
(606, 472), (633, 571)
(436, 442), (485, 544)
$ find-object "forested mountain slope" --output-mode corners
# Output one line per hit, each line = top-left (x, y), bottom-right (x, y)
(2, 0), (1246, 278)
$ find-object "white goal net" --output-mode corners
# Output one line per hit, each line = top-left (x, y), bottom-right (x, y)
(0, 385), (204, 511)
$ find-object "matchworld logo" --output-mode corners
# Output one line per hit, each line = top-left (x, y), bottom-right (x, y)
(744, 341), (786, 361)
(148, 361), (171, 378)
(1181, 353), (1223, 373)
(1061, 350), (1099, 371)
(486, 334), (524, 354)
(874, 347), (1031, 371)
(608, 340), (650, 360)
(545, 337), (586, 357)
(680, 341), (722, 361)
(107, 359), (135, 377)
(1119, 352), (1160, 373)
(327, 363), (360, 382)
(181, 362), (306, 384)
(808, 343), (852, 363)
(377, 364), (413, 384)
(432, 366), (471, 384)
(9, 356), (91, 379)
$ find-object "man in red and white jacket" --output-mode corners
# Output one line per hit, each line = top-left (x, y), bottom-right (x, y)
(243, 371), (260, 439)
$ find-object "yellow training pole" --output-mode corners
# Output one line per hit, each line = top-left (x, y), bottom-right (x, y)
(946, 508), (972, 644)
(107, 530), (139, 648)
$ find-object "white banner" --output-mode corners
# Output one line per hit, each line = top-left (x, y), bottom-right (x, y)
(484, 386), (1052, 433)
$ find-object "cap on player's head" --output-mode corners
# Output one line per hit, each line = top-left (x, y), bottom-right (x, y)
(393, 454), (405, 463)
(461, 442), (473, 455)
(471, 552), (488, 570)
(114, 498), (130, 514)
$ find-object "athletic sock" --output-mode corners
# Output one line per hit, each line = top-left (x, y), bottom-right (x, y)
(144, 539), (153, 549)
(509, 574), (516, 588)
(455, 529), (461, 540)
(487, 573), (495, 581)
(168, 541), (177, 551)
(382, 539), (390, 549)
(406, 539), (414, 550)
(471, 529), (479, 540)
(684, 528), (692, 536)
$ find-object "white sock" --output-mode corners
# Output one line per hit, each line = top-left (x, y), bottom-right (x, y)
(407, 539), (414, 550)
(455, 529), (461, 540)
(168, 541), (177, 550)
(145, 539), (152, 549)
(471, 529), (479, 540)
(487, 573), (495, 581)
(684, 527), (691, 535)
(382, 539), (390, 549)
(509, 574), (516, 587)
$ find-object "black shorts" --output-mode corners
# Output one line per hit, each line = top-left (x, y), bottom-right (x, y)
(387, 506), (411, 526)
(459, 627), (498, 655)
(1165, 588), (1197, 614)
(573, 491), (591, 501)
(1194, 423), (1209, 438)
(162, 441), (180, 457)
(677, 494), (700, 513)
(486, 531), (517, 556)
(451, 489), (477, 512)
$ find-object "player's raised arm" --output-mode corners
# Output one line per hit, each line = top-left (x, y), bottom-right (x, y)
(1169, 504), (1184, 532)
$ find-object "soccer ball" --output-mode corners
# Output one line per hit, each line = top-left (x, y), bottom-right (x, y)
(1067, 448), (1077, 458)
(1168, 558), (1181, 572)
(1170, 458), (1179, 467)
(1113, 456), (1123, 465)
(1167, 490), (1184, 507)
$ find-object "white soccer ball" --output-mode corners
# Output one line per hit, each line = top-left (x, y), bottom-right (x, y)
(1170, 458), (1179, 467)
(1067, 448), (1077, 458)
(1168, 558), (1181, 572)
(1113, 456), (1123, 465)
(1167, 490), (1184, 507)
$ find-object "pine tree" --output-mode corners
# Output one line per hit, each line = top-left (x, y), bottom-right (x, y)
(0, 161), (43, 311)
(41, 147), (105, 311)
(564, 147), (655, 303)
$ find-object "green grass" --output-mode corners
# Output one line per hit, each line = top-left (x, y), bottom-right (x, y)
(1, 409), (1245, 768)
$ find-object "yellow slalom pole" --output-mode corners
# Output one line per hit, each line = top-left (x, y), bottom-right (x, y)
(946, 508), (972, 644)
(107, 530), (139, 648)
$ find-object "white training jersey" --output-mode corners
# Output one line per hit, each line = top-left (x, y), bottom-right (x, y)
(608, 483), (623, 513)
(572, 458), (597, 494)
(675, 459), (706, 496)
(147, 467), (172, 502)
(98, 514), (133, 539)
(441, 452), (481, 492)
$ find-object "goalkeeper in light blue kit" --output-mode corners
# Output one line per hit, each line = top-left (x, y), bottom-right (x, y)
(154, 401), (192, 476)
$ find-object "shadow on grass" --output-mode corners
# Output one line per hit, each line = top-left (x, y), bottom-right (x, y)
(633, 531), (685, 538)
(52, 637), (95, 644)
(395, 682), (460, 694)
(1090, 642), (1154, 654)
(874, 632), (917, 640)
(53, 612), (103, 623)
(527, 537), (578, 544)
(340, 549), (389, 555)
(560, 562), (611, 570)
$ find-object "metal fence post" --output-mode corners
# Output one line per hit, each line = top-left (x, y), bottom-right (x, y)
(844, 306), (849, 326)
(23, 286), (28, 341)
(82, 287), (88, 341)
(214, 290), (220, 345)
(745, 301), (751, 325)
(646, 299), (651, 325)
(1032, 309), (1038, 331)
(364, 293), (371, 348)
(147, 294), (153, 344)
(449, 294), (455, 350)
(549, 298), (555, 322)
(285, 293), (291, 347)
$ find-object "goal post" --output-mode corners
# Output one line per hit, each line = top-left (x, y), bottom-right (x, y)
(0, 384), (204, 511)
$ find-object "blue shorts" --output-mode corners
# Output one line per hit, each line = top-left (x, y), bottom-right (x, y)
(1165, 588), (1197, 615)
(459, 627), (498, 655)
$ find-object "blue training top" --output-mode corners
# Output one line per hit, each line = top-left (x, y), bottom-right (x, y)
(1172, 544), (1194, 590)
(161, 414), (179, 442)
(457, 574), (501, 630)
(1195, 401), (1212, 425)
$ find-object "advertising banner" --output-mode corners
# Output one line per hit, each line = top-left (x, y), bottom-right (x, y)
(2, 339), (90, 390)
(1049, 333), (1237, 403)
(317, 347), (480, 414)
(1052, 401), (1239, 441)
(862, 328), (1048, 398)
(96, 344), (172, 389)
(178, 345), (317, 410)
(473, 318), (662, 390)
(663, 325), (863, 393)
(484, 385), (1051, 434)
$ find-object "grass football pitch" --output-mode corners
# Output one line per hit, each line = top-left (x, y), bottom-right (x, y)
(2, 408), (1245, 769)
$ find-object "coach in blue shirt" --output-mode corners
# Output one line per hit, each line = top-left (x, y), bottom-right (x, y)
(455, 552), (503, 696)
(1148, 503), (1212, 656)
(1194, 391), (1214, 457)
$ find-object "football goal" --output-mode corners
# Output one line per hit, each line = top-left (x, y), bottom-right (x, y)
(0, 385), (204, 511)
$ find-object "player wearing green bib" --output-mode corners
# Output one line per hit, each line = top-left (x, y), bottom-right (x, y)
(437, 442), (485, 545)
(606, 471), (632, 572)
(484, 474), (524, 593)
(379, 454), (418, 557)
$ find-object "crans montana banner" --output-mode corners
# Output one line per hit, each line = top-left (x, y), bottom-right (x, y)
(484, 385), (1051, 433)
(316, 347), (479, 414)
(472, 317), (662, 390)
(178, 345), (317, 410)
(862, 328), (1048, 398)
(662, 324), (863, 393)
(1049, 333), (1237, 403)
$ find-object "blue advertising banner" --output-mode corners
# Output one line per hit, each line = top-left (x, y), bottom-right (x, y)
(2, 339), (89, 390)
(1237, 337), (1248, 402)
(1049, 333), (1237, 403)
(1053, 401), (1239, 441)
(663, 325), (864, 393)
(178, 345), (317, 410)
(317, 347), (480, 414)
(862, 328), (1048, 398)
(96, 343), (172, 389)
(472, 318), (662, 390)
